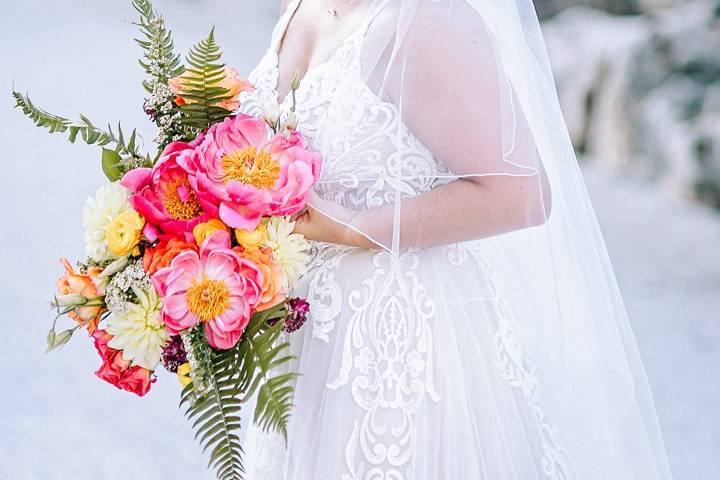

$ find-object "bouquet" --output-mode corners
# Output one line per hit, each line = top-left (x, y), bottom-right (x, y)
(12, 1), (319, 478)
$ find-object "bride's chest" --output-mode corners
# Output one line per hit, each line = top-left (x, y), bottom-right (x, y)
(239, 40), (450, 210)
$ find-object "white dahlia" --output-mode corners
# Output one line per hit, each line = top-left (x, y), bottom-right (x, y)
(106, 285), (168, 370)
(264, 216), (311, 289)
(82, 182), (132, 261)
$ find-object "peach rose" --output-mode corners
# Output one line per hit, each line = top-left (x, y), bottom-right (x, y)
(237, 246), (286, 312)
(57, 258), (106, 334)
(143, 237), (197, 276)
(169, 67), (254, 111)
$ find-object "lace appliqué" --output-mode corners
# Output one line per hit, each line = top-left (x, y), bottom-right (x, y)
(239, 4), (452, 215)
(305, 242), (355, 342)
(328, 251), (440, 480)
(470, 246), (575, 479)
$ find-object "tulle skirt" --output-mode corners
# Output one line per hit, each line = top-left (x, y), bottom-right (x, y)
(244, 237), (671, 479)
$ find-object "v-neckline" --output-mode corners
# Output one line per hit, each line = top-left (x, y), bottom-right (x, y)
(270, 0), (369, 104)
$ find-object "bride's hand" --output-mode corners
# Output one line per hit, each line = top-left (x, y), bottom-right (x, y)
(292, 205), (378, 249)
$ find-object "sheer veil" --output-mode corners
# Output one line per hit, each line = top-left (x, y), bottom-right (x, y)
(304, 0), (673, 477)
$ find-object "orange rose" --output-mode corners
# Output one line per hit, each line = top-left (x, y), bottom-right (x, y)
(57, 258), (106, 334)
(237, 246), (286, 312)
(143, 237), (197, 276)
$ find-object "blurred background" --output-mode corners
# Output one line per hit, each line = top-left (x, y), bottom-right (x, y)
(0, 0), (717, 478)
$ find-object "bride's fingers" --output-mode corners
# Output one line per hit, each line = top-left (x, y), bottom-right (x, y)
(292, 211), (311, 234)
(290, 206), (309, 221)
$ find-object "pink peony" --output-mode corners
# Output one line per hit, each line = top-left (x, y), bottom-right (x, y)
(152, 230), (263, 349)
(121, 142), (208, 242)
(178, 114), (322, 230)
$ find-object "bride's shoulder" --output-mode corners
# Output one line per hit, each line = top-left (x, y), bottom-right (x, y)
(375, 1), (493, 65)
(371, 0), (490, 48)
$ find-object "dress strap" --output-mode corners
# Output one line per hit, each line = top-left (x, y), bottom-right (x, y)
(270, 0), (303, 54)
(359, 0), (392, 37)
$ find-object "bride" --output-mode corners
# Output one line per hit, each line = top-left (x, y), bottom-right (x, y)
(238, 0), (673, 478)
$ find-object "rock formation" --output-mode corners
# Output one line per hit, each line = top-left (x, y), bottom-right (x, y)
(541, 0), (720, 207)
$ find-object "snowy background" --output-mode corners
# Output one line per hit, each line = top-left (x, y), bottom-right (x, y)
(0, 1), (718, 479)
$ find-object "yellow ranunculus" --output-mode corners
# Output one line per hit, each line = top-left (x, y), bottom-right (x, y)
(106, 210), (145, 257)
(192, 219), (229, 245)
(177, 362), (192, 388)
(235, 223), (269, 250)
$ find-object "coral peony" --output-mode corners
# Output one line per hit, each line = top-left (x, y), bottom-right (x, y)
(152, 231), (263, 349)
(143, 236), (197, 276)
(237, 246), (285, 312)
(169, 67), (253, 111)
(57, 258), (106, 334)
(121, 142), (208, 242)
(93, 329), (155, 397)
(178, 114), (322, 230)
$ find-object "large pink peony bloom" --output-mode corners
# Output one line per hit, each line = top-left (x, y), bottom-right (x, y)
(178, 114), (322, 230)
(121, 142), (208, 242)
(152, 230), (263, 349)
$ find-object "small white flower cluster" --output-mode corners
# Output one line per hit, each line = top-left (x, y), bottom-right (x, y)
(142, 17), (189, 146)
(145, 83), (187, 146)
(105, 260), (153, 314)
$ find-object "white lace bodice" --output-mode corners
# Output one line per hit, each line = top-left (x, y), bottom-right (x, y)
(239, 0), (451, 212)
(239, 4), (574, 479)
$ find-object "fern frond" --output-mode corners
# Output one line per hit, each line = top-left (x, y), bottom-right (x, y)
(11, 91), (148, 177)
(236, 303), (296, 440)
(180, 303), (295, 480)
(132, 0), (184, 91)
(181, 327), (245, 480)
(179, 28), (234, 130)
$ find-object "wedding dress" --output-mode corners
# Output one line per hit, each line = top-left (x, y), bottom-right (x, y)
(238, 0), (673, 478)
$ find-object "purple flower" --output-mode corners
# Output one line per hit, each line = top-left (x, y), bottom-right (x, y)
(284, 297), (310, 333)
(143, 101), (157, 121)
(161, 335), (187, 373)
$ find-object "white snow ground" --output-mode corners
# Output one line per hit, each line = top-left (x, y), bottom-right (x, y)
(0, 1), (717, 479)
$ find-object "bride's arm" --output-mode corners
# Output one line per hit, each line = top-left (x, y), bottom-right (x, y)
(296, 170), (550, 250)
(295, 3), (552, 250)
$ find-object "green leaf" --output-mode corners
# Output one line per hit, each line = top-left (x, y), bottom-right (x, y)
(11, 90), (146, 173)
(180, 302), (295, 480)
(235, 303), (296, 440)
(132, 0), (184, 90)
(102, 148), (124, 181)
(178, 28), (234, 131)
(181, 327), (245, 480)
